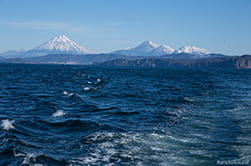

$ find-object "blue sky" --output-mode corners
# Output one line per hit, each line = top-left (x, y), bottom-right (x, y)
(0, 0), (250, 55)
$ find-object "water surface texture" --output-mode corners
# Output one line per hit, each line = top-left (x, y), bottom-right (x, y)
(0, 64), (251, 165)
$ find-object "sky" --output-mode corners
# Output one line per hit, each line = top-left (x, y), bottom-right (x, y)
(0, 0), (250, 55)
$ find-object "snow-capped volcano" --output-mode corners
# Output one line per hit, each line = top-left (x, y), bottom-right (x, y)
(175, 46), (209, 55)
(135, 40), (159, 51)
(0, 35), (93, 58)
(34, 35), (92, 54)
(111, 41), (209, 57)
(112, 41), (160, 56)
(0, 37), (213, 59)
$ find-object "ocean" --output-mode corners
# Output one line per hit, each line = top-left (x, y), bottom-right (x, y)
(0, 64), (251, 166)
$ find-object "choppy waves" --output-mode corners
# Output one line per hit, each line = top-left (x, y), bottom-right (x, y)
(0, 64), (251, 165)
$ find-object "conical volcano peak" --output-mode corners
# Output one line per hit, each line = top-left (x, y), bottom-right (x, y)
(0, 35), (94, 58)
(34, 35), (93, 54)
(45, 35), (74, 45)
(112, 40), (160, 56)
(140, 40), (159, 48)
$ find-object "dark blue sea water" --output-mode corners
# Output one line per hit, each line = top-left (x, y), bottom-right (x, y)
(0, 64), (251, 166)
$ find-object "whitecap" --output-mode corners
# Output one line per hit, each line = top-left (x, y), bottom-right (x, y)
(97, 78), (101, 82)
(1, 119), (15, 130)
(52, 110), (66, 117)
(22, 153), (36, 165)
(83, 87), (91, 91)
(184, 97), (196, 102)
(87, 81), (92, 84)
(68, 131), (202, 165)
(62, 91), (74, 96)
(14, 152), (26, 157)
(21, 153), (44, 166)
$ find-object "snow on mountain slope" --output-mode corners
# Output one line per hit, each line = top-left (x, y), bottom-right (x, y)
(0, 37), (212, 59)
(148, 44), (175, 56)
(112, 41), (209, 57)
(0, 35), (93, 58)
(112, 41), (159, 56)
(34, 35), (92, 54)
(175, 46), (209, 55)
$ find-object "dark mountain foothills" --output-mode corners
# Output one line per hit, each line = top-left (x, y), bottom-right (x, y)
(97, 55), (251, 69)
(0, 53), (128, 65)
(0, 53), (251, 69)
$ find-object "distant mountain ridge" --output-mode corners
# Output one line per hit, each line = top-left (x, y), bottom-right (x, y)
(1, 52), (251, 69)
(0, 53), (128, 65)
(112, 41), (210, 57)
(0, 36), (216, 59)
(0, 35), (250, 69)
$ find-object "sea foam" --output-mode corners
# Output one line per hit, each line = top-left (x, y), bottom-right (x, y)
(83, 87), (91, 91)
(52, 110), (66, 117)
(1, 119), (15, 130)
(62, 91), (74, 96)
